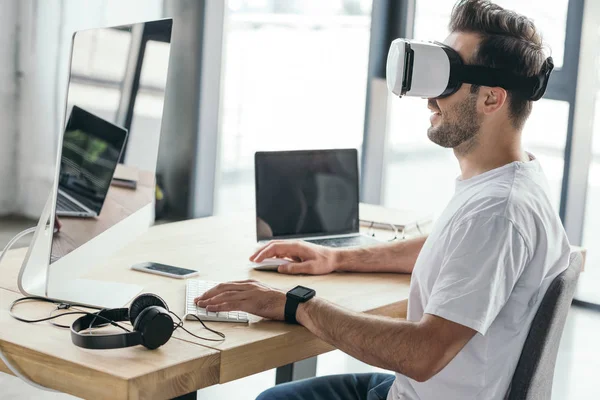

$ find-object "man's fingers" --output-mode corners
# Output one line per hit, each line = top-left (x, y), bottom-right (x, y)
(196, 282), (257, 300)
(195, 291), (247, 307)
(249, 242), (275, 261)
(205, 302), (243, 313)
(253, 241), (311, 263)
(278, 262), (315, 275)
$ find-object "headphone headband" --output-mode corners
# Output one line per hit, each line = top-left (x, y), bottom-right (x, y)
(71, 308), (143, 349)
(71, 294), (174, 350)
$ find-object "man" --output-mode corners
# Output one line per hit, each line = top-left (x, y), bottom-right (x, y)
(195, 1), (570, 398)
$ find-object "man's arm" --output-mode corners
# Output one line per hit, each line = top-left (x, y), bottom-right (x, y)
(298, 297), (475, 382)
(250, 235), (427, 275)
(195, 281), (475, 383)
(334, 236), (427, 274)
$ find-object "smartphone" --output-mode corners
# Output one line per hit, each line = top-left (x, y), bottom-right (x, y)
(131, 262), (199, 279)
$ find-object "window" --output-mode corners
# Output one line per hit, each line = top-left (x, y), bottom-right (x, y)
(67, 28), (132, 123)
(217, 0), (373, 213)
(581, 95), (600, 279)
(411, 0), (568, 67)
(383, 0), (571, 218)
(127, 40), (170, 171)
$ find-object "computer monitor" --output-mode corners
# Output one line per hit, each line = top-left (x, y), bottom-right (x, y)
(255, 149), (360, 240)
(18, 19), (173, 308)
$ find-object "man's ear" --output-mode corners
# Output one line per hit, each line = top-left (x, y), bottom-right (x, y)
(480, 87), (507, 115)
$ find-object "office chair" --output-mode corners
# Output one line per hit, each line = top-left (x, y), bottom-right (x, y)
(507, 251), (582, 400)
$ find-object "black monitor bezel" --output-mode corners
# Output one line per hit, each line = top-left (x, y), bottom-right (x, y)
(254, 148), (360, 241)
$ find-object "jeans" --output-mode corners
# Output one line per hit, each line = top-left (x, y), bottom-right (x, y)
(256, 373), (395, 400)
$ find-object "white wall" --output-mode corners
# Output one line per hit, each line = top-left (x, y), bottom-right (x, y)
(13, 0), (164, 218)
(0, 0), (18, 215)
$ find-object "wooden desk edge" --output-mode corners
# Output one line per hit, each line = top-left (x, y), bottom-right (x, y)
(0, 342), (221, 400)
(128, 354), (221, 400)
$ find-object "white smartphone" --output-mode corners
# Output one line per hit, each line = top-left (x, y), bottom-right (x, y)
(131, 262), (199, 279)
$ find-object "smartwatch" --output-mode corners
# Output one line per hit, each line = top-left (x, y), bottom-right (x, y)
(285, 285), (316, 324)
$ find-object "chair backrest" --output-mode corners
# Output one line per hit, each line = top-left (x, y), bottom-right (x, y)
(507, 251), (582, 400)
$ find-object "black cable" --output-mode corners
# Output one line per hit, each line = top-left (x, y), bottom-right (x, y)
(10, 297), (131, 333)
(169, 311), (225, 342)
(48, 307), (79, 329)
(369, 221), (375, 237)
(10, 297), (225, 342)
(48, 306), (113, 330)
(88, 308), (111, 332)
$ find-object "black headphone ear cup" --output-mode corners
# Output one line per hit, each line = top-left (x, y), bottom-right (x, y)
(134, 306), (173, 350)
(129, 293), (169, 326)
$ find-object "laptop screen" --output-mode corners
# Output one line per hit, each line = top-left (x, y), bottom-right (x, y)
(255, 149), (359, 240)
(58, 106), (128, 214)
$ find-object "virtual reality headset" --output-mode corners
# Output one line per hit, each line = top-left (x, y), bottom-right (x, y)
(386, 39), (553, 101)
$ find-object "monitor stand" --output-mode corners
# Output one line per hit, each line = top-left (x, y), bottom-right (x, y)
(18, 193), (143, 309)
(47, 279), (142, 309)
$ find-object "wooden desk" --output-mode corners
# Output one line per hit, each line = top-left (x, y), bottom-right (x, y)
(0, 214), (411, 399)
(0, 288), (220, 399)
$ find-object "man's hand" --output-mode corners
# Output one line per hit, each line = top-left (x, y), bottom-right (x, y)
(194, 280), (286, 321)
(250, 241), (338, 275)
(54, 216), (62, 233)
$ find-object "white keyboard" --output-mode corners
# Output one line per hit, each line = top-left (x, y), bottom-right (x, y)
(185, 280), (249, 323)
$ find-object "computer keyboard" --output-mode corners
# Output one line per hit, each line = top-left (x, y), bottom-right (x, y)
(306, 235), (380, 248)
(185, 280), (249, 323)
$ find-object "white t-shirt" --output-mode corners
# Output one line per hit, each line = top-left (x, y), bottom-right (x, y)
(388, 154), (570, 400)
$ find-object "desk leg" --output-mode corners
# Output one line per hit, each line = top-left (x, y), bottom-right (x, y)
(172, 391), (197, 400)
(275, 357), (318, 384)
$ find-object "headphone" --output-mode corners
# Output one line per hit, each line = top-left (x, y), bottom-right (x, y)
(71, 293), (174, 350)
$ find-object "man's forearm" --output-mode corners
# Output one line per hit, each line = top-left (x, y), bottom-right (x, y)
(297, 297), (436, 382)
(334, 235), (427, 274)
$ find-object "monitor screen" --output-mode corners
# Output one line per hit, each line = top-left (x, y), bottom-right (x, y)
(255, 149), (359, 240)
(50, 19), (172, 264)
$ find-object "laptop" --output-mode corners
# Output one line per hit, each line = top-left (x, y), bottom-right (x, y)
(56, 105), (128, 218)
(255, 149), (379, 248)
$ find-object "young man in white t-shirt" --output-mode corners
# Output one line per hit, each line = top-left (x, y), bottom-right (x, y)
(195, 0), (571, 398)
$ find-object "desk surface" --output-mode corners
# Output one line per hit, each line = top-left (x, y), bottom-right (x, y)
(0, 214), (411, 398)
(0, 287), (220, 399)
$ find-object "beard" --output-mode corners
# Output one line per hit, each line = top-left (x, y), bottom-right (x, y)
(427, 95), (481, 151)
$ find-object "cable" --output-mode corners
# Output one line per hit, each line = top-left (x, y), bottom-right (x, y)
(169, 311), (225, 342)
(0, 227), (36, 268)
(0, 227), (58, 392)
(2, 228), (226, 392)
(388, 223), (400, 242)
(416, 221), (423, 235)
(7, 298), (129, 334)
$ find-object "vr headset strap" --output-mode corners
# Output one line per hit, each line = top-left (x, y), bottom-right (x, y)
(451, 57), (554, 101)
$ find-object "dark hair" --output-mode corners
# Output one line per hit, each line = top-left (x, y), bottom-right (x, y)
(449, 0), (547, 128)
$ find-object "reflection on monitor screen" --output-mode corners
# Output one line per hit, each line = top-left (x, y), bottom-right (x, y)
(50, 20), (172, 264)
(255, 149), (359, 240)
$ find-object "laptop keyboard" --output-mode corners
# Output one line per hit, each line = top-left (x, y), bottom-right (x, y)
(306, 235), (379, 248)
(56, 193), (87, 213)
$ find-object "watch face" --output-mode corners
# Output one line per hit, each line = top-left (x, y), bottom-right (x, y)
(289, 285), (315, 300)
(292, 287), (313, 297)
